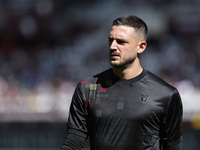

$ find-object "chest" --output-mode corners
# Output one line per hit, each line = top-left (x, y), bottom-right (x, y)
(87, 84), (166, 121)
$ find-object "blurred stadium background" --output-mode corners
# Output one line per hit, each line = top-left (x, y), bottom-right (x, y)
(0, 0), (200, 149)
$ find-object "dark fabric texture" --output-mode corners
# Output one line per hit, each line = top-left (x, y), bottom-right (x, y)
(62, 68), (183, 150)
(60, 133), (86, 150)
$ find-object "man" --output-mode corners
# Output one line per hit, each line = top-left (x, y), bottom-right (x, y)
(61, 15), (183, 150)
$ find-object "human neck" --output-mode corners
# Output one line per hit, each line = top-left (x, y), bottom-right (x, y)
(113, 61), (143, 80)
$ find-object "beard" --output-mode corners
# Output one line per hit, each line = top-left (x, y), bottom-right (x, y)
(109, 55), (136, 69)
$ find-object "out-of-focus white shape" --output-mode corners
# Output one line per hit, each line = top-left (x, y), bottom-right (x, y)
(175, 80), (200, 122)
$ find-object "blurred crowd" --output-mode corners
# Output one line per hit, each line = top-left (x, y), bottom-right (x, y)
(0, 0), (200, 123)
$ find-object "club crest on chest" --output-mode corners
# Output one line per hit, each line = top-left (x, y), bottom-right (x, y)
(140, 93), (150, 104)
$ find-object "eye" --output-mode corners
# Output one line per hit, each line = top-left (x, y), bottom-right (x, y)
(108, 37), (113, 44)
(116, 39), (126, 45)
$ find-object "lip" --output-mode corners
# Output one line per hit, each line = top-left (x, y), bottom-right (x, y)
(111, 55), (119, 59)
(110, 51), (119, 55)
(110, 53), (120, 59)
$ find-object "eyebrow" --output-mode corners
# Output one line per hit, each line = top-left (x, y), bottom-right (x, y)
(108, 36), (128, 43)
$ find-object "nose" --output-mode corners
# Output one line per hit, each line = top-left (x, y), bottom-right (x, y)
(110, 40), (117, 50)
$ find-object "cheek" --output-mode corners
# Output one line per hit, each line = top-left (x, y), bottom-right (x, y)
(122, 51), (136, 61)
(125, 46), (138, 56)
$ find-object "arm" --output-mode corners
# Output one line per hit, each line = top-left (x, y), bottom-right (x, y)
(60, 134), (86, 150)
(161, 89), (183, 150)
(61, 82), (88, 150)
(163, 142), (182, 150)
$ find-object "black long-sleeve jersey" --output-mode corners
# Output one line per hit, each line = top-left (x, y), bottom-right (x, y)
(64, 68), (183, 150)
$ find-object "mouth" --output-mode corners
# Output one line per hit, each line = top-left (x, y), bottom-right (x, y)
(110, 52), (120, 59)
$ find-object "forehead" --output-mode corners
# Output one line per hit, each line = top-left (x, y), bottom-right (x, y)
(109, 25), (135, 38)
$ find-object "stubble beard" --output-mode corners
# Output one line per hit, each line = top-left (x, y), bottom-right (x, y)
(110, 56), (136, 69)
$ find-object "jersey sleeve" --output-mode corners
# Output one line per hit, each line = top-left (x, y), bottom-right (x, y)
(61, 82), (88, 149)
(60, 133), (86, 150)
(67, 82), (89, 138)
(161, 88), (183, 148)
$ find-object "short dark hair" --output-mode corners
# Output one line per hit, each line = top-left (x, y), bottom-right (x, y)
(112, 15), (148, 40)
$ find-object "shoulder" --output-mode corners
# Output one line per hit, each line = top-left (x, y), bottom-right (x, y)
(75, 69), (112, 101)
(145, 70), (176, 91)
(80, 68), (112, 82)
(142, 70), (180, 100)
(144, 70), (182, 107)
(78, 68), (112, 89)
(80, 68), (113, 86)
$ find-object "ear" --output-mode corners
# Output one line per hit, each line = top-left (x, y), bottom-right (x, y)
(137, 41), (147, 54)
